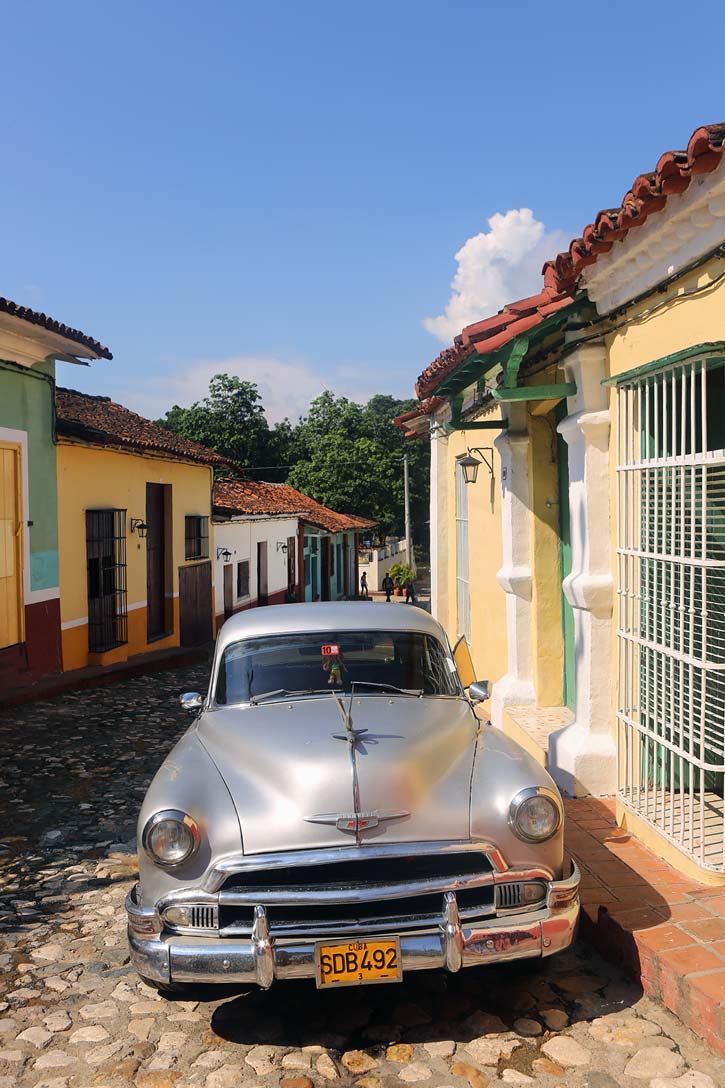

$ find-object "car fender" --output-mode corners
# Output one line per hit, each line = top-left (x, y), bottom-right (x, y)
(469, 724), (566, 878)
(137, 726), (242, 906)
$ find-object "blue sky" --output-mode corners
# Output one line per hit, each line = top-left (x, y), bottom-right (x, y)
(3, 1), (724, 421)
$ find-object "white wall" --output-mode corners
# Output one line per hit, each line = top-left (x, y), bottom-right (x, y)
(213, 515), (299, 617)
(358, 539), (409, 590)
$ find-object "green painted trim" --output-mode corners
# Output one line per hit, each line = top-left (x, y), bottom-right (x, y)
(602, 342), (725, 386)
(434, 299), (584, 400)
(443, 392), (506, 434)
(492, 382), (577, 403)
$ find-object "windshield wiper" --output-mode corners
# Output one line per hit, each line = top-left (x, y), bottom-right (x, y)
(250, 688), (333, 705)
(350, 681), (423, 697)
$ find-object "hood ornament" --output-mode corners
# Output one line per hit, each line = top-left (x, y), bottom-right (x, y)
(305, 810), (409, 833)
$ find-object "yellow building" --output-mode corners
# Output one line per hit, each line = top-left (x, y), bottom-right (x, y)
(56, 387), (225, 671)
(406, 122), (725, 883)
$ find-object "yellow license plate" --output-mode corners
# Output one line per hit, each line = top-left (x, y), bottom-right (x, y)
(315, 937), (402, 988)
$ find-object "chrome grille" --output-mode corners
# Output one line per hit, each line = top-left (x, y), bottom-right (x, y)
(190, 905), (218, 929)
(494, 881), (546, 911)
(218, 849), (495, 938)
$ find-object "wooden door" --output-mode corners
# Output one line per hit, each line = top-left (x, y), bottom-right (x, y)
(223, 563), (234, 618)
(257, 541), (268, 606)
(146, 483), (166, 639)
(179, 561), (213, 645)
(0, 444), (23, 649)
(321, 538), (330, 601)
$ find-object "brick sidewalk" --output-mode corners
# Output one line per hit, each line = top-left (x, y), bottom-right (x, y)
(566, 797), (725, 1055)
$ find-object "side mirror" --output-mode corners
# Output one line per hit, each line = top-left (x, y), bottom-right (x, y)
(180, 692), (203, 713)
(452, 635), (475, 689)
(468, 680), (491, 704)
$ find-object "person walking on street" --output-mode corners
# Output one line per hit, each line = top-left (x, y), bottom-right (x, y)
(405, 574), (416, 604)
(360, 571), (369, 599)
(382, 573), (394, 602)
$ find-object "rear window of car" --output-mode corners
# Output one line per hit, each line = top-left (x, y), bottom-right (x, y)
(214, 629), (459, 705)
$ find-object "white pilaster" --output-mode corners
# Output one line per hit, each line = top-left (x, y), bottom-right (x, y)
(491, 405), (535, 726)
(549, 341), (617, 796)
(429, 409), (449, 625)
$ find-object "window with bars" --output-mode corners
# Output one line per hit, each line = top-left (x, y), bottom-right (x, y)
(616, 349), (725, 872)
(86, 508), (128, 653)
(185, 515), (209, 560)
(456, 459), (471, 642)
(237, 559), (250, 598)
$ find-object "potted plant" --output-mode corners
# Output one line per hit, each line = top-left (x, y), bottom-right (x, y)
(389, 563), (413, 597)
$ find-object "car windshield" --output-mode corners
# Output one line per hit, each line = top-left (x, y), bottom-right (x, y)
(214, 629), (460, 705)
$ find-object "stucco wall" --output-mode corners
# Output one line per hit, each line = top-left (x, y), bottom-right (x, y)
(57, 440), (214, 669)
(0, 360), (58, 593)
(213, 516), (299, 620)
(441, 423), (507, 692)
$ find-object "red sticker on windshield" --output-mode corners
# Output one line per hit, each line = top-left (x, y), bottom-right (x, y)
(321, 644), (339, 656)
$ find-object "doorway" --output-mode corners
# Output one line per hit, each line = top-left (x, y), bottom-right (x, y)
(223, 563), (234, 619)
(257, 541), (268, 605)
(0, 444), (23, 649)
(146, 483), (168, 640)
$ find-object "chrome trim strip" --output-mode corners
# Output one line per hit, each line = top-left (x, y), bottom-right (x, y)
(217, 870), (495, 906)
(206, 840), (509, 892)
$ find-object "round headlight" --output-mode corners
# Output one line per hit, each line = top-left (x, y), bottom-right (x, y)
(509, 788), (561, 843)
(143, 810), (200, 867)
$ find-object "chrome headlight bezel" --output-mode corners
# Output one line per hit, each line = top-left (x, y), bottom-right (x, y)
(508, 786), (562, 844)
(142, 809), (200, 868)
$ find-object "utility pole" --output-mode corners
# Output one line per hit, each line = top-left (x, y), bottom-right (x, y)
(403, 453), (414, 573)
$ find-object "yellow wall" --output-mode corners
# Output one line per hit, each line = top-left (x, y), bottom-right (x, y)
(57, 440), (214, 671)
(442, 422), (508, 697)
(527, 411), (564, 706)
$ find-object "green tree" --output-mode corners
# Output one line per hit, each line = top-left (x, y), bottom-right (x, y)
(156, 374), (272, 469)
(286, 391), (429, 550)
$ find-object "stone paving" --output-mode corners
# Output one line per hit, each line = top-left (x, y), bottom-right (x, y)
(1, 668), (725, 1088)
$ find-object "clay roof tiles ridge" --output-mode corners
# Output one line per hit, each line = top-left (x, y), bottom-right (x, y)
(0, 297), (112, 359)
(545, 122), (725, 292)
(213, 477), (376, 533)
(55, 387), (230, 468)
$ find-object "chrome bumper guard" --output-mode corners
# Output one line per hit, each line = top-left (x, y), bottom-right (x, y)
(126, 860), (579, 988)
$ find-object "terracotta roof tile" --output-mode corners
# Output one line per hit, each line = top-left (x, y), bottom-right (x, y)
(544, 122), (725, 292)
(213, 477), (376, 534)
(56, 387), (229, 467)
(415, 288), (573, 400)
(0, 297), (112, 359)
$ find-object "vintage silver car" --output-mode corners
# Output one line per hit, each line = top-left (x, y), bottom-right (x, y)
(127, 602), (579, 992)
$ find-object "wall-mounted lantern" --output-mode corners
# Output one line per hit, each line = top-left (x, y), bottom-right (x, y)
(130, 518), (148, 538)
(461, 448), (496, 507)
(277, 541), (288, 553)
(216, 546), (232, 562)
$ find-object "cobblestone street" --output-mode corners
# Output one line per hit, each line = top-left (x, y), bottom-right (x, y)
(1, 668), (724, 1088)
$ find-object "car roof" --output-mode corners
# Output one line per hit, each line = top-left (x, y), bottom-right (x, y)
(215, 602), (447, 651)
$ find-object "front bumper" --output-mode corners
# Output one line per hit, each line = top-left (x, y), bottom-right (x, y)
(127, 861), (580, 988)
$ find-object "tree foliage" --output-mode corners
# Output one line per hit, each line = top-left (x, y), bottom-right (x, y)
(157, 377), (430, 553)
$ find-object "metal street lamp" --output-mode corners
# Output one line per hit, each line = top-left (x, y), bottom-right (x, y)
(458, 453), (482, 485)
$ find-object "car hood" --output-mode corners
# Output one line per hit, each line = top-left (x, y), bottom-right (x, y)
(197, 695), (478, 854)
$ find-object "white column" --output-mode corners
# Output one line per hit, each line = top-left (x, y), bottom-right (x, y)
(491, 405), (535, 726)
(429, 409), (449, 624)
(549, 341), (617, 796)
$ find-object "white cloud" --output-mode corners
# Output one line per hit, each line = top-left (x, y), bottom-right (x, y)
(423, 209), (569, 344)
(114, 355), (386, 425)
